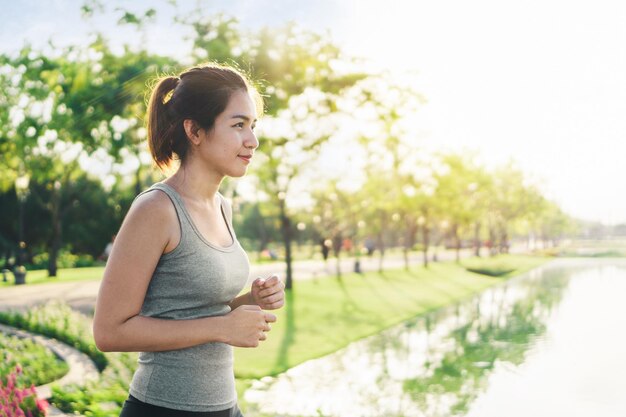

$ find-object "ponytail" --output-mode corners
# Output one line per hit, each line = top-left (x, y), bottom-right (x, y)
(146, 76), (181, 170)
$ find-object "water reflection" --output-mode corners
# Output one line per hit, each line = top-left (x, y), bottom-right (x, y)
(244, 260), (626, 417)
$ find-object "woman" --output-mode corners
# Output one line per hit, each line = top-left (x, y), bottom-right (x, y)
(93, 63), (285, 417)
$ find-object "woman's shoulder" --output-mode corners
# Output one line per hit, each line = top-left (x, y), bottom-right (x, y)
(127, 187), (178, 226)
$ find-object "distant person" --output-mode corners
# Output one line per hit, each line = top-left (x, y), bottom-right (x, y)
(342, 237), (353, 253)
(320, 238), (330, 261)
(93, 63), (285, 417)
(364, 237), (375, 256)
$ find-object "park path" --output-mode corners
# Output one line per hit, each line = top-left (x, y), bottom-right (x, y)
(0, 250), (476, 314)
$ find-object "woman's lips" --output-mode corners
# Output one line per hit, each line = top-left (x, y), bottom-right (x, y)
(238, 155), (252, 163)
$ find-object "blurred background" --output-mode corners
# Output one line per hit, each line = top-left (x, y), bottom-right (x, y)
(1, 1), (625, 416)
(2, 0), (625, 275)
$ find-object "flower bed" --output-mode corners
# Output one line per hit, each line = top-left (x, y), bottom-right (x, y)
(0, 302), (107, 371)
(0, 333), (69, 387)
(1, 366), (49, 417)
(0, 301), (137, 416)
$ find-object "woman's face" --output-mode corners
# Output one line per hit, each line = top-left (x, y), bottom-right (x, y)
(196, 89), (259, 178)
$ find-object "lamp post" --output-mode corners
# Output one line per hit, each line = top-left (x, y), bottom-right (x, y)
(14, 173), (30, 285)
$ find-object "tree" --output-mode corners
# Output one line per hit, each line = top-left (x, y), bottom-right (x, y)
(435, 154), (488, 262)
(253, 89), (337, 289)
(310, 181), (362, 278)
(341, 75), (426, 271)
(187, 16), (366, 289)
(486, 164), (541, 255)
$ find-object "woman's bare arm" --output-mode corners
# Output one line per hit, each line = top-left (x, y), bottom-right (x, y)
(92, 191), (275, 352)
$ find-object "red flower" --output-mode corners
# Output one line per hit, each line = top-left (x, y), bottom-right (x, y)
(36, 398), (49, 412)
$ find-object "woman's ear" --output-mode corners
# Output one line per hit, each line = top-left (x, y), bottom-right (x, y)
(183, 119), (202, 146)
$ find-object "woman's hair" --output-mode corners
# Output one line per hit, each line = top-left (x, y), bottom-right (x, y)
(146, 63), (261, 170)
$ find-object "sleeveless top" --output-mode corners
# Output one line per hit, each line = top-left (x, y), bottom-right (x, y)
(128, 182), (250, 412)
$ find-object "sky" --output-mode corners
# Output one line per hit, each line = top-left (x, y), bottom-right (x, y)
(2, 0), (626, 224)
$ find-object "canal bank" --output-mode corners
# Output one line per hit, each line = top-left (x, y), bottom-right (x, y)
(241, 258), (626, 417)
(233, 254), (549, 379)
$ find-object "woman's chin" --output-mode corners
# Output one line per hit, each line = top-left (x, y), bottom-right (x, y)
(227, 168), (248, 178)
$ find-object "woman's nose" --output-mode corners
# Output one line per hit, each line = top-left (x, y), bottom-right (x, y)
(246, 131), (259, 149)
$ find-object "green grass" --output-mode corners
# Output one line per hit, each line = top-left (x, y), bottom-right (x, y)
(0, 266), (105, 287)
(0, 254), (548, 417)
(233, 254), (549, 379)
(558, 249), (626, 258)
(1, 254), (548, 381)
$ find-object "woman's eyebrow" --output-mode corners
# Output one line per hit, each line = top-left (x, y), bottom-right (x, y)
(230, 114), (257, 122)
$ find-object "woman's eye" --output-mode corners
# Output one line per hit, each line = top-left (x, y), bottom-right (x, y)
(233, 122), (244, 128)
(251, 124), (256, 131)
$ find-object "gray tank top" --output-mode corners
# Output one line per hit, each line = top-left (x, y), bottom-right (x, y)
(128, 182), (250, 412)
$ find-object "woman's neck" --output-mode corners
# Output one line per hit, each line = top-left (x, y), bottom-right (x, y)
(165, 162), (223, 206)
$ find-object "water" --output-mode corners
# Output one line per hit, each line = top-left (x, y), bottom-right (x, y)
(243, 259), (626, 417)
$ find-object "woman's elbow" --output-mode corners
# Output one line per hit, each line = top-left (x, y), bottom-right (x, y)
(93, 320), (117, 352)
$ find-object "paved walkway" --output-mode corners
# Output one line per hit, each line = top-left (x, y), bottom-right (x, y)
(0, 249), (479, 314)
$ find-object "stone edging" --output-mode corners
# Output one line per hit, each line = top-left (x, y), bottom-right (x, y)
(0, 323), (99, 416)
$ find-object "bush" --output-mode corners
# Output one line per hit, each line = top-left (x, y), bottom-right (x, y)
(0, 302), (107, 371)
(29, 250), (95, 270)
(0, 365), (49, 417)
(461, 256), (517, 277)
(0, 333), (69, 387)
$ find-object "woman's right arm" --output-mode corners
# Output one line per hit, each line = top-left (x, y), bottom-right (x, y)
(92, 192), (275, 353)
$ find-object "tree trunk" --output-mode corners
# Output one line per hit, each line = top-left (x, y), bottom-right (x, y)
(500, 228), (509, 254)
(452, 224), (461, 262)
(377, 232), (385, 273)
(279, 201), (293, 290)
(422, 224), (430, 268)
(332, 234), (342, 278)
(488, 226), (498, 256)
(473, 222), (481, 257)
(403, 247), (409, 271)
(404, 222), (418, 270)
(377, 211), (387, 273)
(48, 187), (62, 278)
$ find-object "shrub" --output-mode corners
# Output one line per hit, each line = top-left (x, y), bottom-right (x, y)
(0, 302), (107, 371)
(29, 250), (95, 270)
(0, 333), (69, 387)
(461, 256), (518, 277)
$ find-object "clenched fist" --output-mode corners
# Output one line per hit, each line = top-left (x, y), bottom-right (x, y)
(250, 274), (285, 310)
(222, 305), (277, 348)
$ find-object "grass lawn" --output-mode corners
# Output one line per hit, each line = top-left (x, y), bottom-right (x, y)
(233, 254), (550, 379)
(0, 266), (105, 287)
(1, 253), (549, 380)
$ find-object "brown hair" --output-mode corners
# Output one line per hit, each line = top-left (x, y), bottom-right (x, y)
(146, 63), (260, 170)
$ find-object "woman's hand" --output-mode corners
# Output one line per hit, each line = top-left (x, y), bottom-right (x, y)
(221, 305), (276, 347)
(250, 274), (285, 310)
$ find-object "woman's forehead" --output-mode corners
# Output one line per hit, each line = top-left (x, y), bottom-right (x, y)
(224, 90), (258, 120)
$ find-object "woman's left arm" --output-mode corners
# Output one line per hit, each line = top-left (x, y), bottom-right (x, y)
(230, 274), (285, 310)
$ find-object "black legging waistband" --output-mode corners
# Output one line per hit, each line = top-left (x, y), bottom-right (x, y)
(119, 395), (244, 417)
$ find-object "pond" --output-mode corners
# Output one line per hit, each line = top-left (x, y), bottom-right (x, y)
(243, 259), (626, 417)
